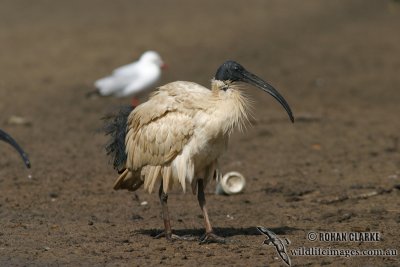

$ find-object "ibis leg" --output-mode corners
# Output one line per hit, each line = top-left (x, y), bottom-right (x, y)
(155, 181), (181, 241)
(197, 179), (225, 244)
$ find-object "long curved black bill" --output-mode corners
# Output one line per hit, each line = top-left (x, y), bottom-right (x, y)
(240, 71), (294, 123)
(0, 129), (31, 168)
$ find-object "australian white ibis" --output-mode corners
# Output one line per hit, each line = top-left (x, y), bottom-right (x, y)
(104, 60), (294, 243)
(0, 129), (31, 168)
(92, 51), (166, 106)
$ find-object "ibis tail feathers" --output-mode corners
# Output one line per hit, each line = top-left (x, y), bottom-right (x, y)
(145, 165), (162, 193)
(113, 169), (143, 191)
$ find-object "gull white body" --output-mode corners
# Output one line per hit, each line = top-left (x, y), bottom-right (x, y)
(95, 51), (164, 97)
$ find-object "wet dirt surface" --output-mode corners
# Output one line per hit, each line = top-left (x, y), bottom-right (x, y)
(0, 1), (399, 266)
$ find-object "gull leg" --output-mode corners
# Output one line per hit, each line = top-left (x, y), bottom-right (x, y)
(131, 97), (140, 107)
(197, 179), (225, 244)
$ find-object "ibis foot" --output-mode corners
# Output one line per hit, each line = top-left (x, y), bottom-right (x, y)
(154, 231), (183, 241)
(199, 232), (226, 244)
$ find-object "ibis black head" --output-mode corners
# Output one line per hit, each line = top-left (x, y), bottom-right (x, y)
(215, 60), (294, 123)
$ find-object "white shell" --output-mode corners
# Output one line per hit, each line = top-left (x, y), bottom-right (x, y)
(215, 171), (246, 195)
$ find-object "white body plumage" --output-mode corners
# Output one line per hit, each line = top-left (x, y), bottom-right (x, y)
(114, 80), (250, 194)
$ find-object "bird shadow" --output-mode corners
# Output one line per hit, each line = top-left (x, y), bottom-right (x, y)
(136, 226), (299, 239)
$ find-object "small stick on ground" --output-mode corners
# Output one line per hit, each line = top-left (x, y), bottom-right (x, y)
(316, 186), (396, 204)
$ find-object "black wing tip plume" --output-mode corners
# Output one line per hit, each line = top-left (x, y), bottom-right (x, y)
(102, 105), (134, 172)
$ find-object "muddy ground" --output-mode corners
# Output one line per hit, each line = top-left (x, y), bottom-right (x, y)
(0, 1), (399, 266)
